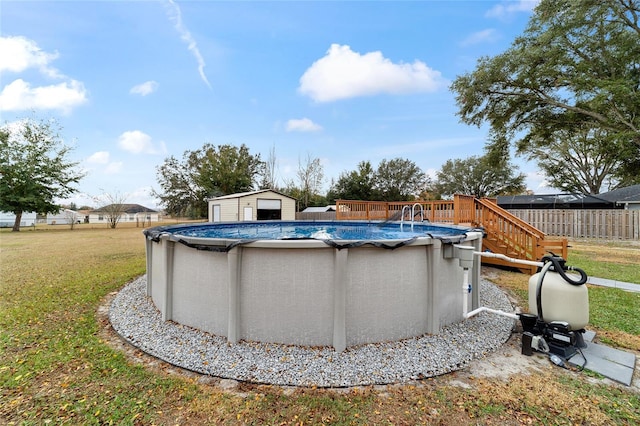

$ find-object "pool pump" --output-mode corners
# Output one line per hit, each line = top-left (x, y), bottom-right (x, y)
(519, 255), (589, 360)
(459, 247), (590, 364)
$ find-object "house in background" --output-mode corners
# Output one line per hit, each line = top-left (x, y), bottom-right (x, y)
(89, 204), (160, 224)
(301, 205), (336, 213)
(497, 184), (640, 211)
(207, 189), (296, 222)
(597, 184), (640, 210)
(0, 211), (36, 228)
(46, 209), (80, 225)
(496, 193), (617, 210)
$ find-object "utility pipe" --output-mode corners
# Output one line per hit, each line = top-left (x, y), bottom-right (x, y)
(459, 249), (544, 320)
(462, 269), (470, 316)
(465, 306), (519, 320)
(474, 251), (543, 268)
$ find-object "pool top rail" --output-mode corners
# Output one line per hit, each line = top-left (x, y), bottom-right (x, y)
(335, 195), (568, 274)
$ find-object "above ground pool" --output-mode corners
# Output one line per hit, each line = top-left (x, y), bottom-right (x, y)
(143, 220), (483, 351)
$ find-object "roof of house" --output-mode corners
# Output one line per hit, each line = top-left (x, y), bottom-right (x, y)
(302, 205), (336, 213)
(208, 189), (296, 201)
(91, 204), (158, 213)
(496, 193), (616, 209)
(596, 184), (640, 204)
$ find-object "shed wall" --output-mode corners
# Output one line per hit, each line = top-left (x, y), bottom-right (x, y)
(209, 191), (296, 222)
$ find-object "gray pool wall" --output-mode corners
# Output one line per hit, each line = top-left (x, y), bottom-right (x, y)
(145, 226), (483, 352)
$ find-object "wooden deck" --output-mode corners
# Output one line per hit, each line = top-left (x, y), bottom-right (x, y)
(335, 195), (568, 274)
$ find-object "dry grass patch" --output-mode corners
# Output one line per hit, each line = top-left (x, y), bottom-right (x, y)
(2, 226), (639, 425)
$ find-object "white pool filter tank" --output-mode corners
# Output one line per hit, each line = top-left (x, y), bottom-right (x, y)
(528, 258), (589, 331)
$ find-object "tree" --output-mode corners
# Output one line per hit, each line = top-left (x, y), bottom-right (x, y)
(259, 144), (279, 190)
(451, 0), (640, 185)
(0, 117), (84, 232)
(93, 191), (128, 229)
(196, 144), (264, 195)
(434, 155), (525, 198)
(327, 161), (377, 201)
(374, 158), (429, 201)
(153, 143), (264, 218)
(524, 126), (627, 194)
(283, 154), (325, 211)
(64, 209), (79, 230)
(152, 153), (204, 218)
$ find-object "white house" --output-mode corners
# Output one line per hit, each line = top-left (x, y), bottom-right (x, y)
(46, 209), (80, 225)
(89, 204), (160, 224)
(0, 211), (37, 228)
(207, 189), (296, 222)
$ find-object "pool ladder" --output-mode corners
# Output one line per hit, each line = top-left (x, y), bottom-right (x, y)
(400, 203), (424, 230)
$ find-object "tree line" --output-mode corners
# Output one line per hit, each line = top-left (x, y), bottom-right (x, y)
(152, 143), (526, 217)
(2, 0), (638, 228)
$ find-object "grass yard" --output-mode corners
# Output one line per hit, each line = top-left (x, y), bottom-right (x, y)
(1, 224), (639, 425)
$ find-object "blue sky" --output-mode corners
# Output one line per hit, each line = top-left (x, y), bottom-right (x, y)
(1, 0), (547, 209)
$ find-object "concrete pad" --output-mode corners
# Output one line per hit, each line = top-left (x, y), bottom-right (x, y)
(583, 330), (596, 342)
(587, 277), (640, 293)
(569, 341), (636, 386)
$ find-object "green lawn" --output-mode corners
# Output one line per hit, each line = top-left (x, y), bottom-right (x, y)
(1, 225), (638, 425)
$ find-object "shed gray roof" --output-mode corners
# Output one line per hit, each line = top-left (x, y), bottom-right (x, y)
(208, 189), (296, 201)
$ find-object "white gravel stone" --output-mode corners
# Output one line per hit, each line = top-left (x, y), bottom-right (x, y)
(109, 275), (515, 387)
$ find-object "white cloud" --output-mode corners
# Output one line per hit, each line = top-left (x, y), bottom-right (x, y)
(165, 0), (211, 88)
(0, 35), (61, 78)
(286, 118), (323, 132)
(126, 186), (161, 209)
(460, 29), (499, 47)
(87, 151), (110, 164)
(298, 44), (448, 102)
(104, 162), (124, 174)
(117, 130), (166, 155)
(130, 81), (158, 96)
(0, 36), (88, 113)
(485, 0), (540, 19)
(0, 78), (88, 113)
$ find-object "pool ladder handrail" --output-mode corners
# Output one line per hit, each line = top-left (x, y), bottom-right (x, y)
(411, 203), (424, 230)
(400, 204), (424, 230)
(400, 205), (410, 231)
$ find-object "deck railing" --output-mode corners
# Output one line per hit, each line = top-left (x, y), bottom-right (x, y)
(335, 196), (567, 271)
(335, 195), (478, 224)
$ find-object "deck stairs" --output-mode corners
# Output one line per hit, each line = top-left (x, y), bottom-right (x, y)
(335, 195), (568, 274)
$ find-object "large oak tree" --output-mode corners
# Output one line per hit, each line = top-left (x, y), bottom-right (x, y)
(0, 117), (84, 231)
(451, 0), (640, 190)
(434, 154), (525, 198)
(328, 158), (429, 202)
(153, 143), (263, 218)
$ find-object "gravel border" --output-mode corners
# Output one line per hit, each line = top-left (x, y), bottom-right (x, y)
(109, 276), (515, 387)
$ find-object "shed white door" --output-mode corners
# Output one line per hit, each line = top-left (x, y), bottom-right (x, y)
(212, 204), (221, 222)
(243, 206), (253, 221)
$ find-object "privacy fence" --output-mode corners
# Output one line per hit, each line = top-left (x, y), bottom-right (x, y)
(508, 209), (640, 240)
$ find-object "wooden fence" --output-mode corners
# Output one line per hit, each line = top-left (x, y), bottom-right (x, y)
(508, 209), (640, 240)
(296, 212), (336, 221)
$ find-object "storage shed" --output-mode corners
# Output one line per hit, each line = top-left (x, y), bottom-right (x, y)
(208, 190), (296, 222)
